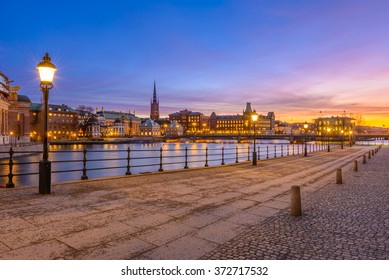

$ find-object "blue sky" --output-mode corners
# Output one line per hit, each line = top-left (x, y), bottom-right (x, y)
(2, 0), (389, 125)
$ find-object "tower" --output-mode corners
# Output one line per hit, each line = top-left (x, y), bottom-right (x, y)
(150, 81), (159, 121)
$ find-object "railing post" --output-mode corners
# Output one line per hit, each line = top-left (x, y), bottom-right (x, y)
(6, 147), (15, 188)
(125, 147), (131, 175)
(287, 144), (289, 156)
(184, 147), (189, 169)
(235, 146), (239, 163)
(247, 145), (250, 161)
(281, 145), (284, 157)
(81, 147), (88, 180)
(159, 147), (164, 171)
(292, 144), (295, 155)
(274, 145), (277, 158)
(257, 145), (260, 160)
(221, 147), (225, 165)
(205, 146), (209, 167)
(266, 145), (269, 159)
(297, 144), (300, 154)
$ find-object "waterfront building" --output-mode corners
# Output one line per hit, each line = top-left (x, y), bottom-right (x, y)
(150, 81), (159, 121)
(7, 86), (32, 143)
(209, 112), (246, 134)
(0, 72), (10, 145)
(168, 109), (209, 134)
(165, 120), (184, 137)
(140, 118), (161, 137)
(30, 103), (78, 141)
(96, 109), (141, 137)
(315, 116), (355, 136)
(209, 103), (275, 135)
(1, 71), (32, 145)
(85, 121), (101, 139)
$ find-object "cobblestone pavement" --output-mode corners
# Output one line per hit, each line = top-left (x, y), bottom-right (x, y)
(203, 146), (389, 260)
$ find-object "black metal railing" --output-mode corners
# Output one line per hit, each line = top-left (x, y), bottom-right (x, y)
(0, 142), (341, 188)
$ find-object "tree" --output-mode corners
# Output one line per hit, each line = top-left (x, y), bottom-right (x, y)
(353, 114), (365, 134)
(76, 105), (97, 138)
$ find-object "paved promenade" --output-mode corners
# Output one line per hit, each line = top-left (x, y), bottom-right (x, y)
(0, 145), (387, 260)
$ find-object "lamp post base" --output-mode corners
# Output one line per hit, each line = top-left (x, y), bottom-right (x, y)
(252, 151), (257, 165)
(39, 160), (51, 194)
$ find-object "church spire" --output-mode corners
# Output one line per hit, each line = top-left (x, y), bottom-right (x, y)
(153, 80), (157, 103)
(150, 80), (160, 121)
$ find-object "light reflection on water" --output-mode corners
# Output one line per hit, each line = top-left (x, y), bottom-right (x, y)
(0, 139), (318, 187)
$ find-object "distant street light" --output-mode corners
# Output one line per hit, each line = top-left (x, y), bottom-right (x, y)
(349, 131), (353, 147)
(252, 112), (258, 165)
(340, 130), (344, 149)
(327, 128), (331, 152)
(303, 122), (308, 157)
(37, 53), (56, 194)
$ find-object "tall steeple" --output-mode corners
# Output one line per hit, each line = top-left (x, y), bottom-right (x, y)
(153, 80), (157, 103)
(150, 80), (160, 121)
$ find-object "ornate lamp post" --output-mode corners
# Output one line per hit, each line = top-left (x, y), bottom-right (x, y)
(37, 53), (56, 194)
(303, 122), (308, 157)
(327, 127), (331, 152)
(251, 112), (258, 165)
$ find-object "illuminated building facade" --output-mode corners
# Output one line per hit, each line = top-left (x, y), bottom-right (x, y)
(315, 116), (355, 136)
(168, 109), (209, 133)
(96, 109), (141, 137)
(165, 120), (184, 137)
(1, 71), (32, 144)
(140, 118), (161, 137)
(0, 72), (10, 144)
(30, 103), (78, 141)
(209, 103), (275, 135)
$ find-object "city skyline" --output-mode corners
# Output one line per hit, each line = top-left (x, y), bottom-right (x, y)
(1, 0), (389, 126)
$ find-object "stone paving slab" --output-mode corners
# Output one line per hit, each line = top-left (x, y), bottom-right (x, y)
(0, 145), (382, 260)
(68, 236), (155, 260)
(0, 239), (77, 260)
(140, 235), (218, 260)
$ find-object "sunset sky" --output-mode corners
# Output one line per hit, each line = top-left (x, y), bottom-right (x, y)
(1, 0), (389, 126)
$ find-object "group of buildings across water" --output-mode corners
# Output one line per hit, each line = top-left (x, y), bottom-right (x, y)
(0, 70), (373, 146)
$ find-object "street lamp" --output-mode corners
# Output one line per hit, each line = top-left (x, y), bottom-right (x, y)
(9, 131), (14, 146)
(251, 112), (258, 165)
(340, 130), (344, 149)
(37, 53), (56, 194)
(303, 122), (308, 157)
(349, 131), (353, 147)
(327, 128), (331, 152)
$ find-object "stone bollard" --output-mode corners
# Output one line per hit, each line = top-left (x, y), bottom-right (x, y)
(368, 151), (371, 159)
(353, 160), (358, 171)
(362, 155), (367, 164)
(336, 168), (343, 184)
(372, 150), (375, 156)
(291, 185), (301, 217)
